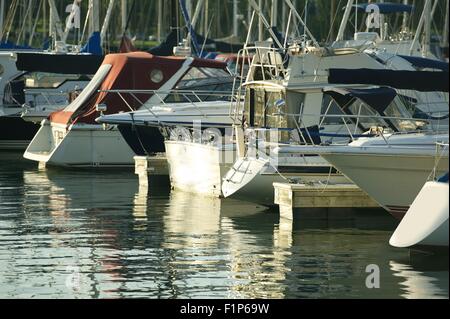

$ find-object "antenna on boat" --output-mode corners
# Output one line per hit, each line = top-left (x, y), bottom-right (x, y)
(100, 0), (116, 48)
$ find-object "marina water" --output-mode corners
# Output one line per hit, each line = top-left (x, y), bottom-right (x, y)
(0, 152), (448, 299)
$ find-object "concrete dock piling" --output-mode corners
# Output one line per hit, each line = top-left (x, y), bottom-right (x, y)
(274, 182), (379, 220)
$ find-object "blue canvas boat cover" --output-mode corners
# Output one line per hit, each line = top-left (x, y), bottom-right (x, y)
(328, 69), (449, 92)
(399, 55), (449, 72)
(80, 32), (103, 56)
(0, 41), (35, 51)
(324, 87), (397, 114)
(438, 173), (449, 184)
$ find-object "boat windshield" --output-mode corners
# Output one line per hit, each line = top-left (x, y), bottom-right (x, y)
(181, 67), (230, 81)
(163, 78), (234, 103)
(321, 92), (422, 133)
(23, 72), (92, 88)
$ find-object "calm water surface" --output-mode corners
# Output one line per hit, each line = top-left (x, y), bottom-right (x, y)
(0, 152), (448, 299)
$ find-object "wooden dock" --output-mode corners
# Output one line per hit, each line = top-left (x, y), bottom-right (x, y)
(134, 155), (169, 186)
(274, 182), (379, 220)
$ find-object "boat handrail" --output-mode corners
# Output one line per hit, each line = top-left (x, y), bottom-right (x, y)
(240, 110), (446, 153)
(98, 89), (240, 127)
(278, 112), (433, 123)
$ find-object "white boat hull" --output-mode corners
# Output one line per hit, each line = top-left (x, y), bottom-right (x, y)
(165, 140), (235, 197)
(390, 181), (449, 248)
(23, 121), (135, 167)
(222, 156), (351, 205)
(319, 152), (449, 218)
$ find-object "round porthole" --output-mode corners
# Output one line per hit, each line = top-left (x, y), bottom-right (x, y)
(0, 64), (4, 76)
(150, 69), (164, 83)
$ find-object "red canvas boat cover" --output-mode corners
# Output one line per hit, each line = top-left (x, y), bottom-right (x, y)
(50, 51), (228, 125)
(48, 52), (203, 125)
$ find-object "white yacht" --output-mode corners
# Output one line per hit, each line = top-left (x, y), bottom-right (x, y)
(23, 52), (230, 168)
(277, 132), (448, 219)
(138, 2), (448, 199)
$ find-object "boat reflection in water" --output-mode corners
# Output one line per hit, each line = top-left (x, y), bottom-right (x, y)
(21, 168), (141, 298)
(390, 255), (449, 299)
(0, 157), (445, 298)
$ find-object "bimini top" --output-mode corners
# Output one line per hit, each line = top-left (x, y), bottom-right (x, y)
(324, 87), (397, 114)
(353, 3), (414, 14)
(49, 51), (228, 125)
(15, 52), (104, 74)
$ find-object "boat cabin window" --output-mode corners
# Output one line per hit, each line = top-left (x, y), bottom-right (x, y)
(346, 100), (387, 129)
(244, 88), (307, 129)
(2, 72), (91, 108)
(344, 98), (416, 132)
(245, 88), (306, 143)
(23, 72), (91, 89)
(383, 98), (419, 130)
(320, 95), (348, 125)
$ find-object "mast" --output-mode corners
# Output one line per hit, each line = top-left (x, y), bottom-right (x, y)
(43, 0), (47, 37)
(0, 0), (5, 37)
(409, 0), (430, 56)
(248, 0), (284, 48)
(157, 0), (163, 42)
(422, 0), (431, 57)
(100, 0), (116, 45)
(271, 0), (278, 28)
(185, 0), (205, 49)
(47, 0), (65, 42)
(186, 0), (192, 18)
(336, 0), (354, 42)
(191, 0), (205, 26)
(121, 0), (127, 33)
(402, 0), (408, 32)
(89, 0), (100, 35)
(281, 0), (286, 31)
(330, 0), (336, 40)
(204, 0), (209, 35)
(233, 0), (239, 37)
(49, 0), (53, 38)
(443, 0), (449, 52)
(258, 0), (263, 41)
(283, 0), (319, 47)
(63, 0), (80, 43)
(171, 0), (179, 44)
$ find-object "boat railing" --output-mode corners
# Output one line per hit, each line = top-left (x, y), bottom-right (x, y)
(242, 111), (439, 156)
(98, 89), (240, 124)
